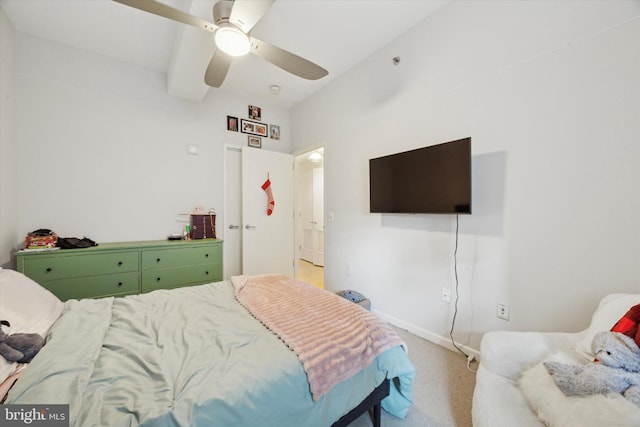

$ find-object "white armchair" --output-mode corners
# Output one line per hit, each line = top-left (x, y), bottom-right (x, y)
(472, 293), (640, 427)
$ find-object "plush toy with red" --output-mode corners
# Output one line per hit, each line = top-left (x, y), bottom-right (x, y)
(611, 303), (640, 348)
(544, 331), (640, 407)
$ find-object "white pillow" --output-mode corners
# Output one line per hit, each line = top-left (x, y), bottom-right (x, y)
(576, 294), (640, 358)
(0, 268), (64, 383)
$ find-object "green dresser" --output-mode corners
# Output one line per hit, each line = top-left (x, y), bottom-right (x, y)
(16, 239), (223, 301)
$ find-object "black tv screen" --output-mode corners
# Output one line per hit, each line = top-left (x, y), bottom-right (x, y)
(369, 138), (471, 214)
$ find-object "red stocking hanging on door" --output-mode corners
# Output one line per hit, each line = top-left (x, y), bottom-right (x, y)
(262, 174), (275, 216)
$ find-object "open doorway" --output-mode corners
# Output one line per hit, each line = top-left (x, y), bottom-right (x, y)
(294, 146), (324, 288)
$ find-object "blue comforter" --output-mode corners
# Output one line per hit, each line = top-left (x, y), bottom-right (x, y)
(6, 280), (415, 426)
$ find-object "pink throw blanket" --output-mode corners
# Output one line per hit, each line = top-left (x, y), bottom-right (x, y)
(231, 274), (406, 400)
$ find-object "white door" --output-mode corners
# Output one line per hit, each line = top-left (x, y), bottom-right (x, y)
(300, 167), (314, 263)
(300, 167), (324, 266)
(312, 167), (324, 266)
(242, 148), (294, 276)
(223, 146), (242, 279)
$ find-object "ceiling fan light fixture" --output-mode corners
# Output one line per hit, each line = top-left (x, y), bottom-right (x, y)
(215, 25), (250, 57)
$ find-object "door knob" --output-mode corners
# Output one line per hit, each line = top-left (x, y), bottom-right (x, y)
(245, 225), (256, 229)
(228, 224), (240, 229)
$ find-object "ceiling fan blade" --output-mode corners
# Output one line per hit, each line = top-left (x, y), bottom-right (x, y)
(204, 50), (233, 88)
(113, 0), (216, 33)
(229, 0), (275, 33)
(249, 37), (328, 80)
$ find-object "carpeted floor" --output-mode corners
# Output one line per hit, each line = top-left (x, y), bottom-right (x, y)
(348, 327), (477, 427)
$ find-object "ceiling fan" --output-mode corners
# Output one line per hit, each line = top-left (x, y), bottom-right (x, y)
(113, 0), (329, 88)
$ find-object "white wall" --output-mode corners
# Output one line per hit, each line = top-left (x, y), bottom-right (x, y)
(14, 34), (290, 247)
(0, 8), (17, 267)
(291, 0), (640, 352)
(6, 1), (640, 354)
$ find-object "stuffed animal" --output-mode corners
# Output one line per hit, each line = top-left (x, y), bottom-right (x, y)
(544, 331), (640, 407)
(0, 320), (45, 363)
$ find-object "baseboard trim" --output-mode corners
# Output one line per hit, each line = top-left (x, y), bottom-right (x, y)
(374, 310), (481, 362)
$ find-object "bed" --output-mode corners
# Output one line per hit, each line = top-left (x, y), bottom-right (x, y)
(0, 268), (415, 426)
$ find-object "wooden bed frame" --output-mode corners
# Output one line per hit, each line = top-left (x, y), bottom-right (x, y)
(332, 378), (391, 427)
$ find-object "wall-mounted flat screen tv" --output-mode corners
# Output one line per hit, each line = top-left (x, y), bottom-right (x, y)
(369, 137), (471, 214)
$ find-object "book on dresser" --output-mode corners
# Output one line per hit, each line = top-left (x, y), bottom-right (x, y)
(16, 239), (223, 301)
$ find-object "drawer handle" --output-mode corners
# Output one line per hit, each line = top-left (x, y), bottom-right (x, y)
(156, 258), (161, 263)
(117, 282), (123, 288)
(45, 267), (52, 273)
(205, 271), (209, 275)
(156, 277), (161, 282)
(205, 253), (209, 258)
(117, 261), (123, 266)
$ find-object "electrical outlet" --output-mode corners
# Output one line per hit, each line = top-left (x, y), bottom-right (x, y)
(441, 288), (451, 303)
(497, 303), (510, 320)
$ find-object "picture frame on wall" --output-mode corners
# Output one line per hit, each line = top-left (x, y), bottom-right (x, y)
(248, 136), (262, 148)
(270, 125), (280, 140)
(227, 116), (238, 132)
(241, 119), (268, 137)
(248, 105), (261, 121)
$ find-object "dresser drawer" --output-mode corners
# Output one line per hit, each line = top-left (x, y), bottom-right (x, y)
(42, 271), (139, 301)
(141, 263), (222, 293)
(141, 244), (222, 270)
(21, 251), (139, 283)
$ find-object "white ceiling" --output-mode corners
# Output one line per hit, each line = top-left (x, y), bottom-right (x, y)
(1, 0), (448, 108)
